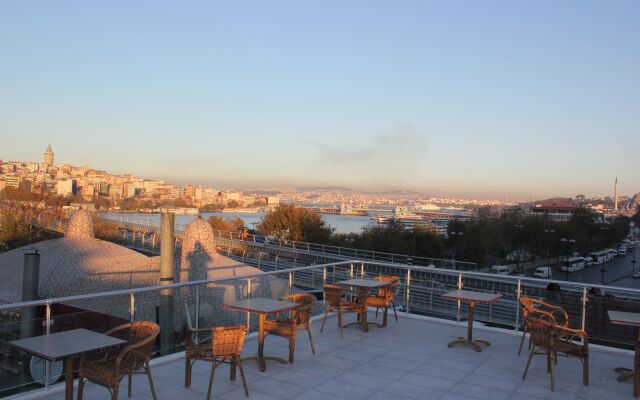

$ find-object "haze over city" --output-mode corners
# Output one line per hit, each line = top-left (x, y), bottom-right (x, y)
(1, 1), (639, 198)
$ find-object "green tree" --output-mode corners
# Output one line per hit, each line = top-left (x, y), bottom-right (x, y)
(258, 204), (333, 242)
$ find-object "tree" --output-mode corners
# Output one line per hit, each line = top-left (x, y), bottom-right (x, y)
(207, 216), (245, 232)
(258, 204), (333, 242)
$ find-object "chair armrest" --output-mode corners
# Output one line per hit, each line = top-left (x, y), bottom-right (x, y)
(556, 325), (588, 346)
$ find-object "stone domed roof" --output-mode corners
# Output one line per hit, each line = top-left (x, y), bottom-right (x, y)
(65, 210), (95, 240)
(180, 216), (217, 269)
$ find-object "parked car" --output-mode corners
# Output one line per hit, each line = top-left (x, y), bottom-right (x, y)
(491, 265), (511, 275)
(534, 266), (552, 279)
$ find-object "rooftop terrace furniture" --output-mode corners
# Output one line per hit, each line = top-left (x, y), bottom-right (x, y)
(522, 311), (589, 392)
(608, 310), (640, 397)
(518, 297), (570, 355)
(263, 293), (316, 364)
(185, 325), (249, 400)
(223, 297), (300, 372)
(10, 328), (127, 400)
(320, 284), (367, 338)
(365, 275), (400, 327)
(77, 322), (160, 400)
(443, 289), (502, 352)
(335, 278), (392, 333)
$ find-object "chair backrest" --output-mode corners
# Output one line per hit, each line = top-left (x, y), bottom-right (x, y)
(323, 284), (345, 307)
(520, 296), (569, 326)
(373, 276), (400, 300)
(106, 321), (160, 372)
(284, 293), (316, 326)
(211, 325), (247, 357)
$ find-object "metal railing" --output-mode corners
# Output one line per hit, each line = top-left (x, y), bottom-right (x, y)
(2, 258), (640, 398)
(97, 215), (478, 271)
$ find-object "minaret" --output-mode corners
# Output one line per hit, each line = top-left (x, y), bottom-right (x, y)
(614, 177), (619, 212)
(43, 144), (54, 167)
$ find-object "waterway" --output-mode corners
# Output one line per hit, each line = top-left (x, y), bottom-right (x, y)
(100, 211), (377, 234)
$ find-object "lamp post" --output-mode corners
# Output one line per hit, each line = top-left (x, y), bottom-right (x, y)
(513, 224), (524, 274)
(560, 238), (576, 282)
(600, 226), (610, 285)
(632, 236), (637, 275)
(544, 228), (556, 267)
(449, 231), (464, 268)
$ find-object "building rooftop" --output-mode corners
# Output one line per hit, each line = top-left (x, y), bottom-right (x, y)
(31, 313), (637, 400)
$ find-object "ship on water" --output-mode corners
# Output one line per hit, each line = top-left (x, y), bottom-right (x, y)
(371, 205), (471, 236)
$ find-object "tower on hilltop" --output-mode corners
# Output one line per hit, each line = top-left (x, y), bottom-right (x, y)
(43, 144), (54, 167)
(614, 177), (619, 212)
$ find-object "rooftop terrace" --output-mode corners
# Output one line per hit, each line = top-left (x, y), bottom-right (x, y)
(24, 312), (638, 400)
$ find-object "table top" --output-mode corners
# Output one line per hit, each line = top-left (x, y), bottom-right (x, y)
(608, 310), (640, 327)
(336, 278), (392, 289)
(224, 297), (300, 314)
(9, 328), (126, 361)
(443, 290), (502, 304)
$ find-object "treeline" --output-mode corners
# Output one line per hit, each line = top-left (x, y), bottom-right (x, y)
(258, 205), (632, 268)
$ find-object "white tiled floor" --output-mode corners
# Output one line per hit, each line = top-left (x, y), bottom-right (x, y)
(29, 313), (639, 400)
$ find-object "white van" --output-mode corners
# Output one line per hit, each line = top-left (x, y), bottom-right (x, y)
(534, 266), (552, 279)
(491, 265), (510, 275)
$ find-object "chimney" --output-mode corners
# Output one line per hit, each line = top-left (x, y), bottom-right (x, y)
(158, 212), (175, 354)
(21, 250), (40, 338)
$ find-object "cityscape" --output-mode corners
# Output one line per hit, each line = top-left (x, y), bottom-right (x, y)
(1, 2), (640, 400)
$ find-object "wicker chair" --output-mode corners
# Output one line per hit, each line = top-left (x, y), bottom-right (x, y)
(185, 325), (249, 400)
(77, 322), (160, 400)
(366, 276), (400, 326)
(320, 284), (366, 338)
(518, 297), (569, 355)
(263, 293), (316, 363)
(522, 312), (589, 391)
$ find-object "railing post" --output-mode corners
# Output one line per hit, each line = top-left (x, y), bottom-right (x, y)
(581, 287), (587, 331)
(129, 292), (135, 323)
(323, 266), (327, 283)
(457, 272), (462, 322)
(360, 262), (365, 277)
(45, 301), (51, 390)
(288, 272), (293, 295)
(515, 279), (521, 331)
(350, 263), (354, 278)
(194, 286), (200, 331)
(246, 279), (252, 328)
(405, 269), (411, 315)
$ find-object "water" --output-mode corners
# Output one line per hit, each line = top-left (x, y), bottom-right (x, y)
(100, 211), (377, 234)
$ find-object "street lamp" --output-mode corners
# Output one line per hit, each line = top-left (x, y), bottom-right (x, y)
(560, 238), (576, 282)
(449, 231), (464, 268)
(513, 224), (524, 274)
(544, 229), (556, 267)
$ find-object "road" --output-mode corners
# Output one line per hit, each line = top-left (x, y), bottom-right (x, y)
(557, 247), (639, 287)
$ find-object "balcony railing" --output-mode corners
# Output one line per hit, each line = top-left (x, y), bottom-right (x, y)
(1, 259), (640, 398)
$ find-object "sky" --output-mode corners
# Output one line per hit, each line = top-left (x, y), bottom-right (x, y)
(0, 1), (638, 200)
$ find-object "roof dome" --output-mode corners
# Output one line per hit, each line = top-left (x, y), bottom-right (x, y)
(180, 216), (217, 270)
(65, 210), (94, 240)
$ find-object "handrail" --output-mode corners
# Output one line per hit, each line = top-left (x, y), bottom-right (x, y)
(3, 258), (640, 313)
(0, 261), (352, 311)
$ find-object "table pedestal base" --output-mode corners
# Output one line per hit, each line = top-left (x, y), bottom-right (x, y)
(448, 337), (490, 352)
(615, 367), (634, 382)
(241, 355), (288, 372)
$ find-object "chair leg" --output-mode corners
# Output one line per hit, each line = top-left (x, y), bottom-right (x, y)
(320, 306), (329, 333)
(230, 358), (237, 381)
(375, 308), (379, 318)
(522, 345), (536, 380)
(517, 327), (528, 355)
(145, 363), (158, 400)
(392, 301), (398, 322)
(206, 362), (218, 400)
(307, 326), (316, 355)
(128, 374), (132, 398)
(289, 334), (296, 363)
(583, 357), (589, 386)
(185, 358), (191, 387)
(237, 359), (249, 397)
(77, 377), (85, 400)
(338, 309), (343, 338)
(549, 352), (555, 392)
(111, 386), (119, 400)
